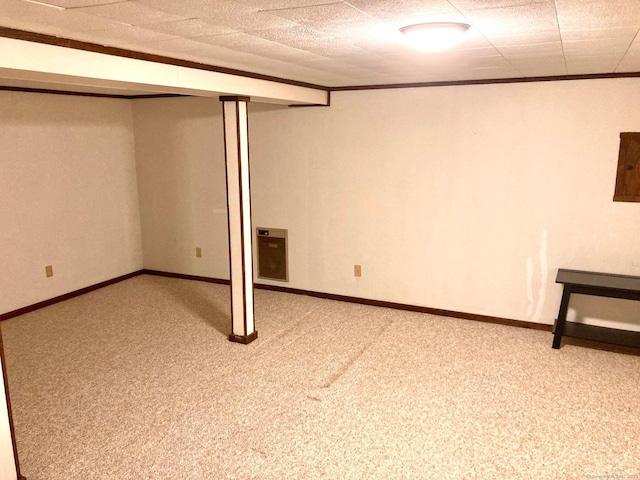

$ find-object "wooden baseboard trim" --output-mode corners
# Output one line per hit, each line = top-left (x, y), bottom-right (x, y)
(254, 283), (552, 332)
(228, 331), (258, 344)
(0, 270), (144, 321)
(140, 270), (550, 332)
(1, 268), (551, 333)
(142, 269), (230, 285)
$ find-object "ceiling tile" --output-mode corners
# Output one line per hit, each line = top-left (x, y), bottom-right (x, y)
(303, 42), (369, 58)
(116, 41), (174, 56)
(346, 0), (456, 21)
(451, 0), (553, 9)
(327, 55), (391, 72)
(248, 26), (339, 50)
(516, 64), (568, 76)
(191, 48), (279, 67)
(73, 25), (180, 45)
(193, 32), (311, 62)
(0, 0), (59, 18)
(465, 65), (523, 78)
(1, 0), (125, 32)
(137, 0), (257, 18)
(561, 26), (639, 42)
(563, 38), (633, 57)
(566, 58), (621, 74)
(463, 2), (560, 36)
(498, 41), (564, 59)
(381, 50), (509, 76)
(310, 20), (398, 45)
(233, 0), (340, 10)
(0, 14), (71, 36)
(556, 0), (640, 30)
(624, 35), (640, 57)
(133, 36), (220, 54)
(37, 0), (129, 6)
(267, 2), (375, 27)
(508, 55), (566, 65)
(21, 9), (129, 32)
(489, 31), (562, 46)
(75, 1), (187, 26)
(140, 19), (234, 37)
(201, 10), (297, 32)
(615, 55), (640, 72)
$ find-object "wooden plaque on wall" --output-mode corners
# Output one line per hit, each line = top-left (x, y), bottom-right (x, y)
(614, 132), (640, 202)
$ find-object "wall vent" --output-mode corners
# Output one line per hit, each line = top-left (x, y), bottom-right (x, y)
(256, 228), (288, 282)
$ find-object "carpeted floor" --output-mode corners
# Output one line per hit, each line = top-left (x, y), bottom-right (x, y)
(1, 274), (639, 479)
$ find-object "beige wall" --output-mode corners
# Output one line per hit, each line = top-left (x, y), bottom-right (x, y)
(132, 97), (229, 279)
(0, 91), (143, 315)
(249, 79), (640, 329)
(133, 78), (640, 329)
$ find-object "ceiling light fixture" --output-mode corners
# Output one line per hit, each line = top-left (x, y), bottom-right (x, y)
(400, 22), (470, 52)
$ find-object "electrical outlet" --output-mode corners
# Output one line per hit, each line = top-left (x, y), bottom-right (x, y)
(45, 265), (53, 278)
(354, 264), (362, 277)
(196, 247), (202, 258)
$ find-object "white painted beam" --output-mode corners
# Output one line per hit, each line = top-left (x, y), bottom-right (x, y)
(0, 37), (329, 105)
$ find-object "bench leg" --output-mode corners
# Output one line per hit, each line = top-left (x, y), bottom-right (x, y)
(552, 286), (572, 349)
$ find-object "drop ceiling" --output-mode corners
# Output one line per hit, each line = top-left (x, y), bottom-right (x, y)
(1, 0), (640, 89)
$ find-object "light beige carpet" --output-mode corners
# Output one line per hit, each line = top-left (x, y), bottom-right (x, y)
(2, 275), (639, 479)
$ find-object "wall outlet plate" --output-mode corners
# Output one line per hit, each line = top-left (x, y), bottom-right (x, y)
(45, 265), (53, 277)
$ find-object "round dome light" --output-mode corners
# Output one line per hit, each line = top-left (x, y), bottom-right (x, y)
(400, 22), (471, 52)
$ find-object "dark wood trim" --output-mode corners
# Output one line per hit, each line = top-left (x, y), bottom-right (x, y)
(288, 103), (330, 108)
(127, 94), (189, 99)
(0, 267), (551, 332)
(221, 100), (235, 340)
(228, 331), (258, 344)
(0, 85), (129, 99)
(254, 283), (552, 332)
(0, 270), (144, 321)
(137, 270), (550, 331)
(0, 323), (24, 478)
(142, 269), (229, 285)
(0, 86), (188, 100)
(330, 72), (640, 92)
(219, 96), (251, 102)
(0, 27), (328, 92)
(288, 90), (331, 108)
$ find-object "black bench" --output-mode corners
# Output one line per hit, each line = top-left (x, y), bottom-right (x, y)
(553, 269), (640, 349)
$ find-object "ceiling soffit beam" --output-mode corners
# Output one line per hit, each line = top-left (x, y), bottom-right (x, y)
(0, 30), (329, 106)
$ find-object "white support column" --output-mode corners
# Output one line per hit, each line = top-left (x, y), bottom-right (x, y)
(220, 96), (257, 345)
